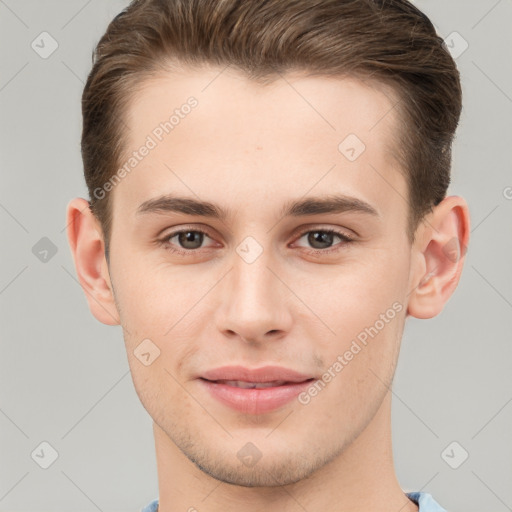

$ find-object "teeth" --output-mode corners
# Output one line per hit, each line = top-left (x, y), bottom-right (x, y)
(217, 380), (287, 389)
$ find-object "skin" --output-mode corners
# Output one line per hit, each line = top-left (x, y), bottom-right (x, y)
(66, 65), (470, 512)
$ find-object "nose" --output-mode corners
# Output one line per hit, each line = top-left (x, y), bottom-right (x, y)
(215, 245), (293, 345)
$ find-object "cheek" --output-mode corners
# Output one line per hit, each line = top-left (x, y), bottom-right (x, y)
(112, 256), (188, 334)
(313, 314), (402, 424)
(311, 251), (407, 393)
(312, 249), (408, 337)
(112, 261), (220, 386)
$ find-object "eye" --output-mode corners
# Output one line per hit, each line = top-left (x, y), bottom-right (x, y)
(293, 228), (355, 254)
(158, 227), (216, 255)
(158, 226), (355, 256)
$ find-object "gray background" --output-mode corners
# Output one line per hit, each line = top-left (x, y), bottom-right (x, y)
(1, 1), (511, 511)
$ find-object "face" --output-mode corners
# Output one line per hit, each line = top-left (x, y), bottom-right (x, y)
(106, 66), (414, 486)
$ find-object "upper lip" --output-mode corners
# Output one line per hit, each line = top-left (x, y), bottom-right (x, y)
(200, 365), (315, 383)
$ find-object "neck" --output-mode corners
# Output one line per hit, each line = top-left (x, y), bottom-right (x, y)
(153, 390), (418, 512)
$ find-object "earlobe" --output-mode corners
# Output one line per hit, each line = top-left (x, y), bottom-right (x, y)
(407, 196), (470, 320)
(66, 197), (120, 326)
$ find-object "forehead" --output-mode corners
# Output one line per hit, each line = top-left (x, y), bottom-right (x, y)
(113, 66), (407, 226)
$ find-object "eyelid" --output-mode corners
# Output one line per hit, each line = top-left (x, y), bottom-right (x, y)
(292, 224), (356, 240)
(159, 224), (216, 239)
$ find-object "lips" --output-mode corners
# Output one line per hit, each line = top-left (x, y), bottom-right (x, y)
(197, 365), (317, 414)
(200, 365), (314, 384)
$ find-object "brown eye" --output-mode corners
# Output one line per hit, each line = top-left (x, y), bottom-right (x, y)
(175, 231), (205, 250)
(306, 231), (336, 249)
(159, 228), (215, 255)
(294, 228), (355, 253)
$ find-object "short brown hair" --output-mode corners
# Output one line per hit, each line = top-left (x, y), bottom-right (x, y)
(81, 0), (462, 261)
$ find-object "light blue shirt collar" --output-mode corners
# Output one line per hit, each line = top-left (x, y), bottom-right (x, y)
(141, 491), (447, 511)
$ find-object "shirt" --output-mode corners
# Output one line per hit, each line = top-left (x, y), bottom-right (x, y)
(141, 491), (447, 511)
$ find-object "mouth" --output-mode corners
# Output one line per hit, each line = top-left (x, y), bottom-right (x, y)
(200, 378), (315, 389)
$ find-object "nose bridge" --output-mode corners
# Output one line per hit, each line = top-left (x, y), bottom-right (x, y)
(216, 239), (291, 340)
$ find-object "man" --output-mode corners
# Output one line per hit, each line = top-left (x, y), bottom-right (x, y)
(66, 0), (470, 510)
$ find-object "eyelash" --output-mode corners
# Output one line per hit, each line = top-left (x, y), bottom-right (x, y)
(158, 226), (356, 257)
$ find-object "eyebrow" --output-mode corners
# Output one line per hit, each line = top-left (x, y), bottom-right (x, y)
(135, 193), (380, 220)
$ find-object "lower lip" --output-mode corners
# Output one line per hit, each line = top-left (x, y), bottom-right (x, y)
(198, 378), (315, 414)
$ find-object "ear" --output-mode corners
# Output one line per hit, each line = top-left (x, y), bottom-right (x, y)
(407, 195), (470, 319)
(65, 197), (120, 325)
